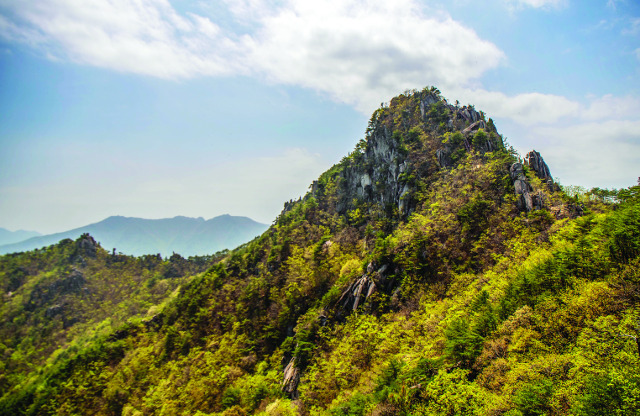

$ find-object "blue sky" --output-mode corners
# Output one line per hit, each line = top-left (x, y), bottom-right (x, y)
(1, 0), (639, 234)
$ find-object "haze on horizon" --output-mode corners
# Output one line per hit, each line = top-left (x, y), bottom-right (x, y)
(1, 0), (639, 234)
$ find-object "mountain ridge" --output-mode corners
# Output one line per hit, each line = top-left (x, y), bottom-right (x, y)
(0, 228), (41, 246)
(0, 214), (268, 257)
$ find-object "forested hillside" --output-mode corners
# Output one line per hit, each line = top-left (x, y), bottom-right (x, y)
(1, 88), (638, 416)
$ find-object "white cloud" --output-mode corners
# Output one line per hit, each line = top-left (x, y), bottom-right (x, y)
(531, 120), (640, 188)
(1, 0), (637, 193)
(506, 0), (565, 9)
(243, 0), (504, 113)
(0, 0), (244, 78)
(439, 88), (640, 189)
(451, 88), (581, 125)
(582, 94), (640, 120)
(0, 0), (504, 112)
(445, 88), (640, 127)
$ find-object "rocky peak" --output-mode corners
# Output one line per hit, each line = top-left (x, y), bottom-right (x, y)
(525, 150), (551, 180)
(76, 233), (98, 258)
(525, 150), (556, 191)
(333, 88), (506, 219)
(510, 150), (559, 212)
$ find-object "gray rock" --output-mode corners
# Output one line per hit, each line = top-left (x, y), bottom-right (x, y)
(525, 150), (556, 191)
(45, 304), (64, 318)
(340, 121), (412, 215)
(337, 273), (377, 312)
(462, 120), (487, 136)
(282, 357), (300, 398)
(524, 150), (552, 181)
(436, 148), (450, 168)
(510, 163), (535, 212)
(419, 93), (440, 119)
(76, 233), (98, 258)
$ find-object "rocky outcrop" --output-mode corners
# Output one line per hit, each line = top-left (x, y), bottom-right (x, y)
(337, 274), (376, 312)
(337, 92), (506, 217)
(525, 150), (556, 191)
(75, 233), (98, 258)
(45, 304), (64, 318)
(282, 357), (300, 399)
(336, 263), (393, 313)
(339, 123), (412, 216)
(510, 155), (554, 212)
(510, 163), (537, 212)
(462, 120), (487, 136)
(419, 93), (440, 119)
(525, 150), (551, 181)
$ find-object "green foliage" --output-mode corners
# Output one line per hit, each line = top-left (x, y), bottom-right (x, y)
(329, 392), (373, 416)
(457, 195), (492, 237)
(512, 379), (553, 416)
(445, 318), (484, 369)
(573, 372), (640, 416)
(605, 201), (640, 264)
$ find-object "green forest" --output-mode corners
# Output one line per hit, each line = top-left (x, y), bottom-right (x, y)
(1, 88), (638, 416)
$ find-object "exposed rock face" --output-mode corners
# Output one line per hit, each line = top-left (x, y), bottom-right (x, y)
(336, 92), (505, 218)
(45, 304), (64, 318)
(336, 263), (393, 313)
(510, 153), (556, 212)
(510, 163), (536, 212)
(462, 120), (487, 136)
(425, 94), (502, 169)
(524, 150), (556, 192)
(419, 92), (440, 118)
(339, 123), (412, 215)
(282, 357), (300, 399)
(76, 233), (98, 258)
(337, 274), (376, 312)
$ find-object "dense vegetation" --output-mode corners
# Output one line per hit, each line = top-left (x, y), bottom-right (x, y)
(1, 88), (638, 415)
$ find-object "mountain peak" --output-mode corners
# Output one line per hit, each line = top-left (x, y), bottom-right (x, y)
(304, 87), (508, 224)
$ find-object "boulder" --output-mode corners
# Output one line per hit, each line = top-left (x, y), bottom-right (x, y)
(419, 93), (440, 119)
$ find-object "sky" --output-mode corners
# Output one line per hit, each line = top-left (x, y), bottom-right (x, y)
(0, 0), (639, 234)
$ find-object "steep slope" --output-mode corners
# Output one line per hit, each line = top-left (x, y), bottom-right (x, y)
(1, 88), (638, 416)
(0, 215), (268, 257)
(0, 228), (41, 246)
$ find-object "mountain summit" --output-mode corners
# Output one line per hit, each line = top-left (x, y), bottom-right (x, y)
(1, 87), (638, 416)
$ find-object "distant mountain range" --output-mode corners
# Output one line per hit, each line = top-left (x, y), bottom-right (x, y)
(0, 228), (41, 246)
(0, 215), (268, 257)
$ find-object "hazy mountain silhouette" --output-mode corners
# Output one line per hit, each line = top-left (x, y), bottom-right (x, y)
(0, 215), (268, 256)
(0, 228), (41, 246)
